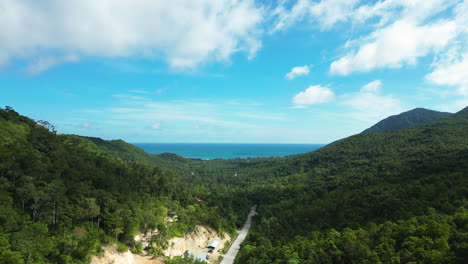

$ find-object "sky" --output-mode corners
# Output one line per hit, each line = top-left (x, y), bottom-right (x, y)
(1, 0), (467, 143)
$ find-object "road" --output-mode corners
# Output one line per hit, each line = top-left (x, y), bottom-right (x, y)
(220, 206), (257, 264)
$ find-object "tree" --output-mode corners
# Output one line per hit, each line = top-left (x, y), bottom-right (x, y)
(10, 223), (55, 263)
(78, 198), (100, 228)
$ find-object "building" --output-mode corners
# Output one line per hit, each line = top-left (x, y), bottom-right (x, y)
(206, 240), (220, 252)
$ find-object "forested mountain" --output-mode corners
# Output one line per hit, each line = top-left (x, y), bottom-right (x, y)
(1, 106), (467, 264)
(361, 108), (452, 134)
(236, 106), (468, 263)
(0, 107), (235, 264)
(83, 136), (190, 169)
(84, 106), (468, 263)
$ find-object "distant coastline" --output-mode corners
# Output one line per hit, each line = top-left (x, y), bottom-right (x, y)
(132, 143), (325, 160)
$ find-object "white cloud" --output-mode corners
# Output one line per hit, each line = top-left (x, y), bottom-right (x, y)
(435, 98), (468, 112)
(271, 0), (464, 80)
(271, 0), (451, 32)
(455, 0), (468, 33)
(110, 100), (255, 129)
(293, 85), (335, 106)
(344, 93), (403, 122)
(285, 65), (310, 79)
(271, 0), (359, 32)
(426, 53), (468, 95)
(343, 82), (403, 122)
(271, 0), (311, 32)
(361, 80), (382, 93)
(425, 1), (468, 96)
(0, 0), (264, 72)
(309, 0), (360, 30)
(25, 55), (78, 75)
(330, 19), (456, 75)
(353, 0), (458, 25)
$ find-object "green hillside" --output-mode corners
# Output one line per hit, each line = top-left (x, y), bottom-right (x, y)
(1, 106), (467, 264)
(236, 106), (468, 263)
(361, 108), (452, 134)
(0, 107), (235, 264)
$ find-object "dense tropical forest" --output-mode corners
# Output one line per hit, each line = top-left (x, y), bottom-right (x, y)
(1, 105), (467, 263)
(361, 108), (452, 134)
(0, 107), (236, 263)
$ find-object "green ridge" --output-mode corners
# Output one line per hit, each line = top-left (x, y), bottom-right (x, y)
(361, 108), (452, 134)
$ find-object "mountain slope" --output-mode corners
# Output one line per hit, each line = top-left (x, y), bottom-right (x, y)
(361, 107), (452, 134)
(0, 107), (234, 264)
(83, 136), (190, 168)
(237, 106), (468, 263)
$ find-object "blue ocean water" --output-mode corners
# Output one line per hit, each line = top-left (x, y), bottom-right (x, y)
(132, 143), (325, 159)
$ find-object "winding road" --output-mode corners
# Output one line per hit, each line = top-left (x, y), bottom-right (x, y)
(220, 206), (257, 264)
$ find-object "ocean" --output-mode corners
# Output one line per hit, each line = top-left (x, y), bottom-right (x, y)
(132, 143), (325, 160)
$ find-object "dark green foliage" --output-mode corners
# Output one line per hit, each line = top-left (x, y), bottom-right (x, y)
(237, 208), (468, 264)
(1, 105), (467, 263)
(78, 106), (468, 263)
(0, 107), (233, 263)
(361, 107), (452, 134)
(234, 106), (468, 263)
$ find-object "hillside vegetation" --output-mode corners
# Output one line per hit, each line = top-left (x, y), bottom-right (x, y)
(78, 106), (468, 263)
(1, 106), (467, 264)
(361, 108), (452, 134)
(235, 107), (468, 263)
(0, 107), (235, 264)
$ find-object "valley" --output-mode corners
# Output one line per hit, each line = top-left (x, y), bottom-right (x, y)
(1, 106), (467, 263)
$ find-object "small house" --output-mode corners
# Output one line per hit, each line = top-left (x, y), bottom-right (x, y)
(206, 240), (220, 252)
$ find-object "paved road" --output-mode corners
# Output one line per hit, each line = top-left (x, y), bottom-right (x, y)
(220, 206), (257, 264)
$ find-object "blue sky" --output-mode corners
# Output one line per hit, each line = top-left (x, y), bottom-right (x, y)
(1, 0), (467, 143)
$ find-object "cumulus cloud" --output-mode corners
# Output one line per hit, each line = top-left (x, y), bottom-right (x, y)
(271, 0), (359, 32)
(361, 80), (382, 93)
(353, 0), (458, 25)
(25, 55), (79, 75)
(330, 20), (456, 75)
(327, 0), (468, 77)
(426, 53), (468, 95)
(272, 0), (458, 31)
(293, 85), (335, 106)
(285, 65), (310, 79)
(344, 81), (403, 122)
(425, 1), (468, 96)
(344, 92), (403, 122)
(309, 0), (360, 29)
(271, 0), (310, 32)
(0, 0), (263, 72)
(270, 0), (463, 80)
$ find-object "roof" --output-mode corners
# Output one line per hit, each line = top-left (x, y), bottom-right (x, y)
(206, 240), (220, 248)
(194, 253), (207, 262)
